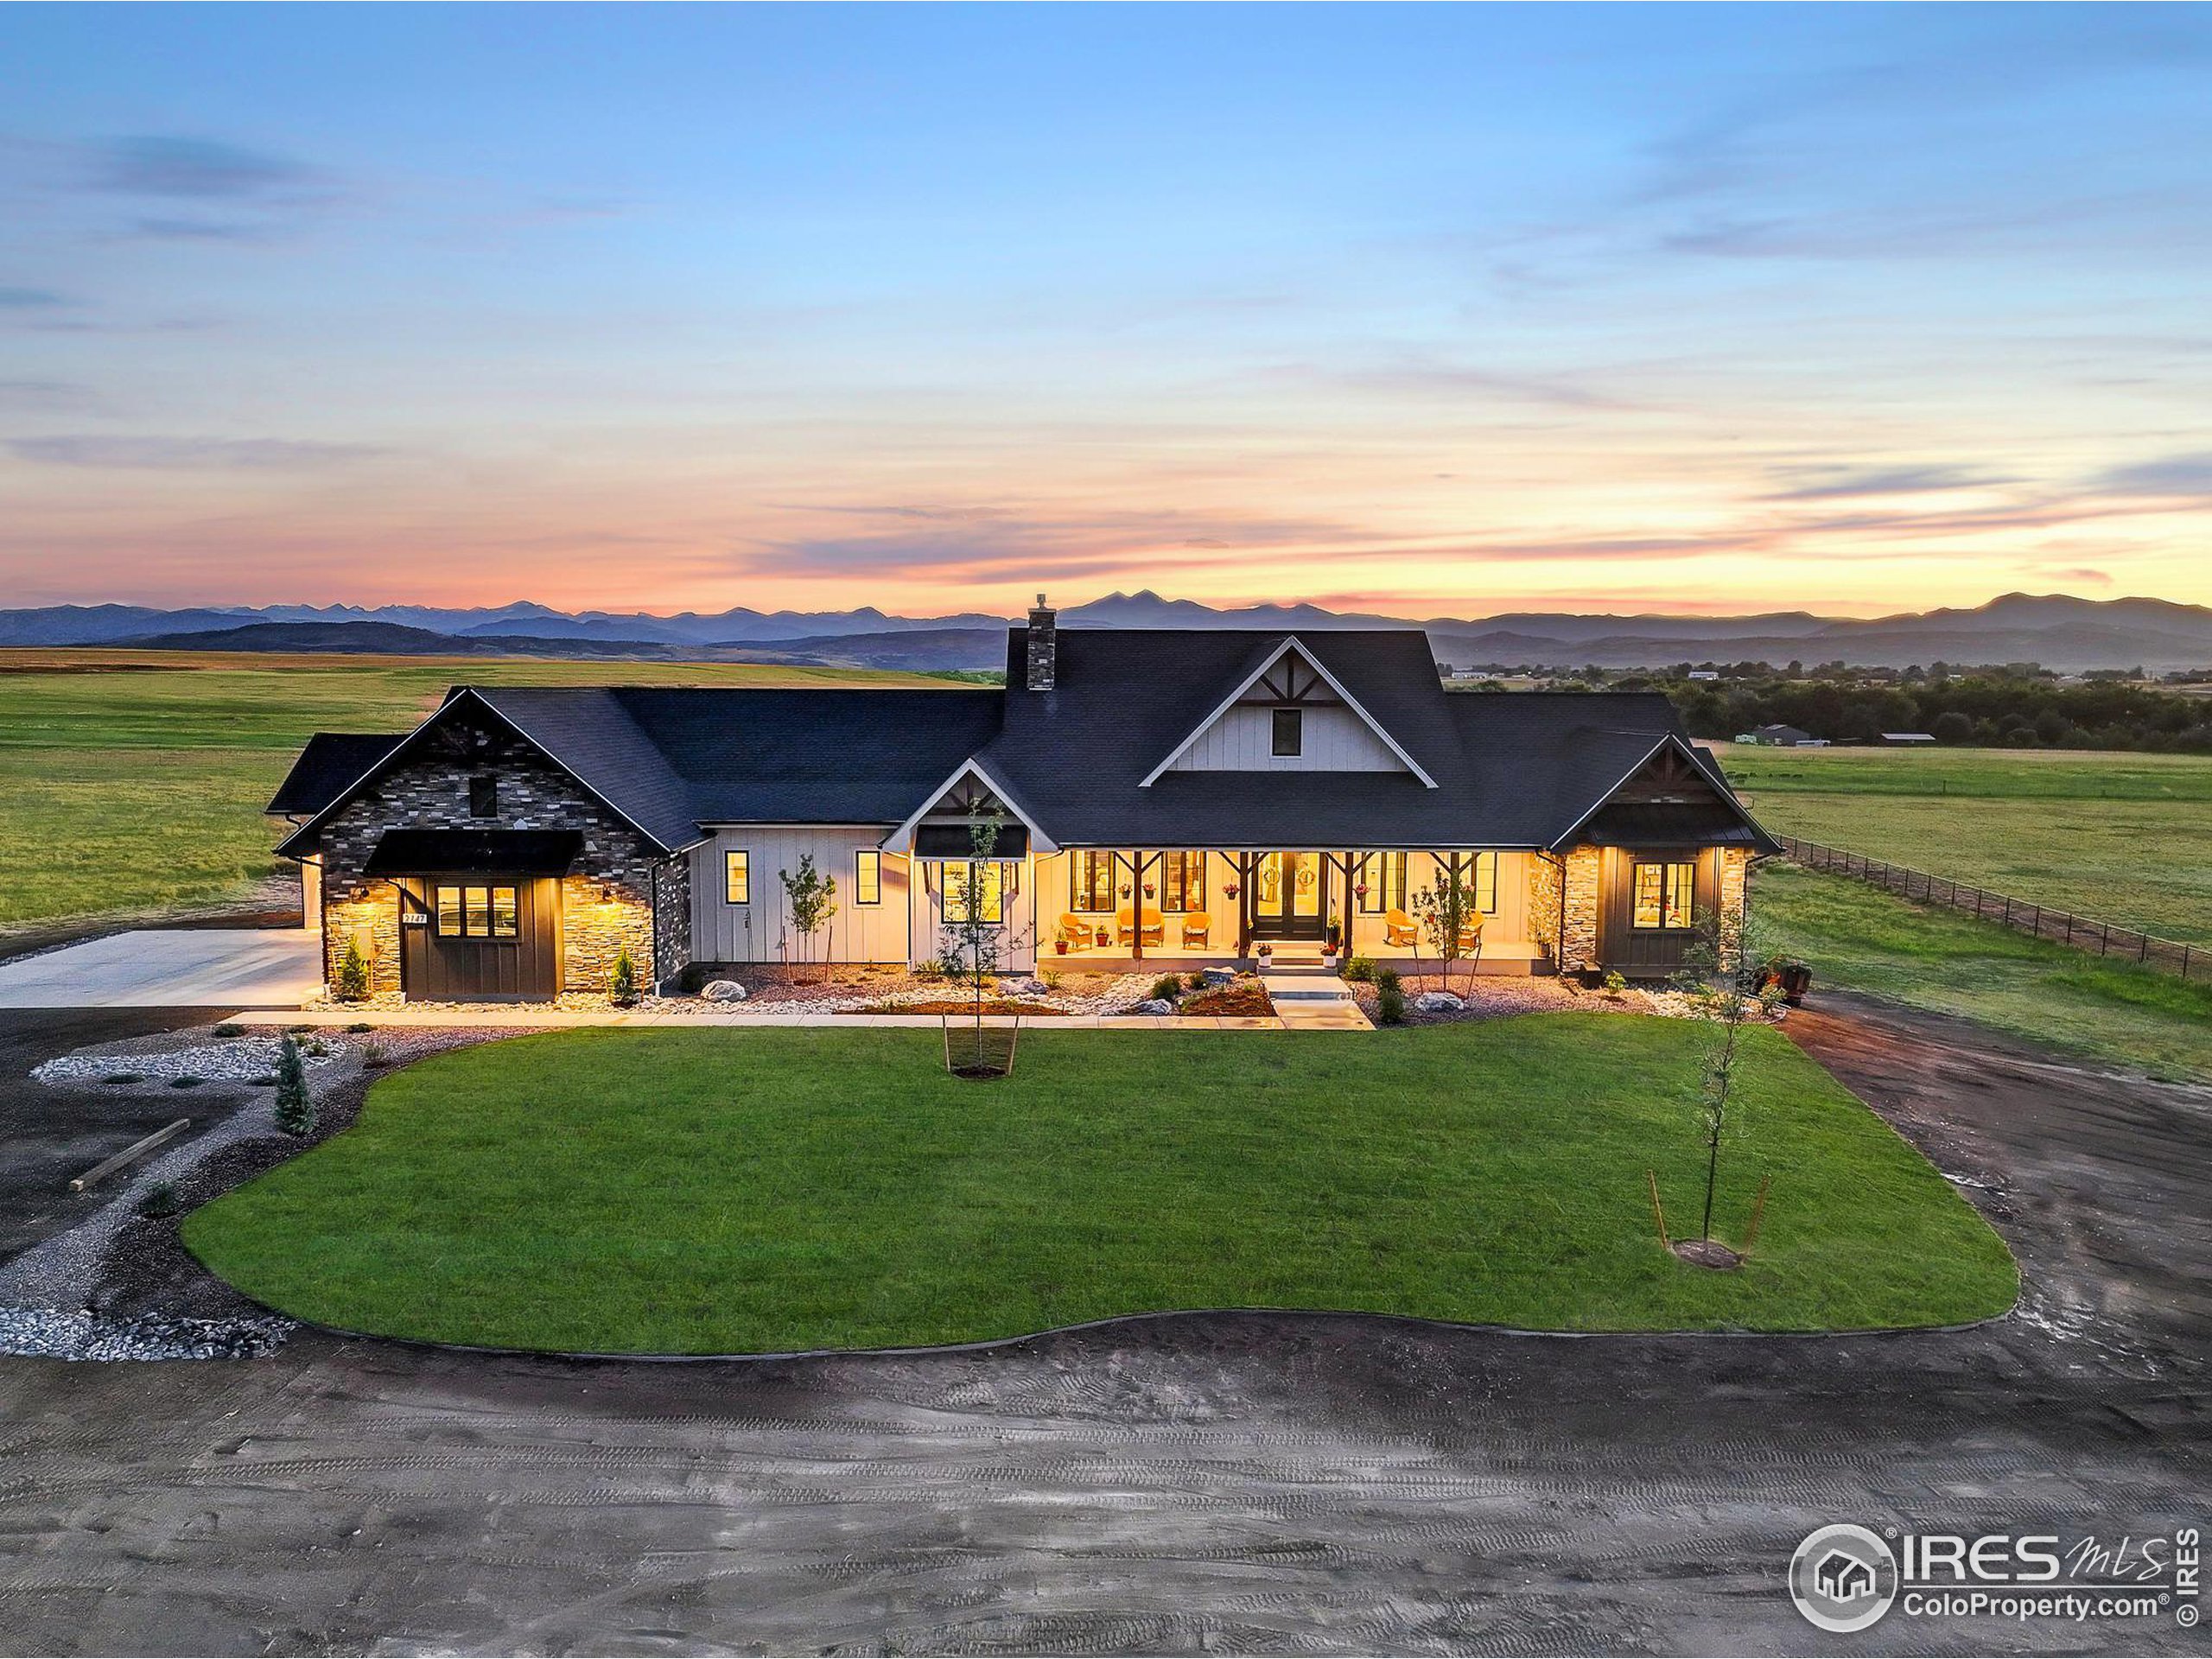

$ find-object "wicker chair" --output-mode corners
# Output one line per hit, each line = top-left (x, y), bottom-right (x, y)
(1179, 913), (1211, 950)
(1383, 907), (1420, 949)
(1115, 906), (1164, 947)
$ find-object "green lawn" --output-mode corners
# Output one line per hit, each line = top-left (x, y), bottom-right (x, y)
(1719, 743), (2212, 944)
(0, 651), (950, 931)
(183, 1019), (2016, 1353)
(1752, 861), (2212, 1082)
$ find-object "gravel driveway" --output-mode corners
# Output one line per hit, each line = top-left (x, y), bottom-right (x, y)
(0, 995), (2202, 1655)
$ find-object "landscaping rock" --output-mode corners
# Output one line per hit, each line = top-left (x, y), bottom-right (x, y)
(1133, 998), (1175, 1015)
(1198, 968), (1236, 986)
(1414, 990), (1465, 1014)
(996, 976), (1048, 995)
(700, 980), (747, 1002)
(0, 1305), (293, 1363)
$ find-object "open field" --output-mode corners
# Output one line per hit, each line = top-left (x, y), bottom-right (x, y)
(183, 1018), (2016, 1351)
(1718, 742), (2212, 943)
(1751, 861), (2212, 1081)
(0, 650), (950, 933)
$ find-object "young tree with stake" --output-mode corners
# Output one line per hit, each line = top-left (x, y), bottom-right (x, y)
(778, 854), (839, 984)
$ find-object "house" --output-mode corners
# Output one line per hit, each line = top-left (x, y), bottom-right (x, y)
(1687, 670), (1720, 682)
(1815, 1550), (1878, 1604)
(1735, 723), (1822, 747)
(268, 599), (1778, 1002)
(1879, 731), (1936, 746)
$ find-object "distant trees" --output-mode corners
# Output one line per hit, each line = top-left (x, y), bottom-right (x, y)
(1663, 670), (2212, 753)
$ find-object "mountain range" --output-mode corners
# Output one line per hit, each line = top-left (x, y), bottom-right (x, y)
(5, 591), (2211, 673)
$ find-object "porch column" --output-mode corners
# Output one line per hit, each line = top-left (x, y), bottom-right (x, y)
(1234, 852), (1252, 957)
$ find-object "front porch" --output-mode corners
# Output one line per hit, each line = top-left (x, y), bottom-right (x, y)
(1033, 848), (1555, 976)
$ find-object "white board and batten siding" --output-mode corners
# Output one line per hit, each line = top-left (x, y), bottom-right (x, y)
(691, 827), (910, 964)
(1166, 702), (1407, 773)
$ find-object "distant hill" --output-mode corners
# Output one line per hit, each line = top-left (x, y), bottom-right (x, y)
(3, 588), (2202, 671)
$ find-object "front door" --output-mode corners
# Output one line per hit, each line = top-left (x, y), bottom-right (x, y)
(1249, 850), (1330, 941)
(396, 874), (562, 1001)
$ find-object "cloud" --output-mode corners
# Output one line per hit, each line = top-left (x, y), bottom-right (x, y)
(124, 217), (288, 244)
(7, 435), (385, 470)
(90, 136), (321, 200)
(1764, 464), (2016, 500)
(2044, 566), (2113, 585)
(2094, 452), (2212, 498)
(0, 287), (69, 308)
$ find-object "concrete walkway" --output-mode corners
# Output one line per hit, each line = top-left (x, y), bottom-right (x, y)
(0, 930), (321, 1009)
(1257, 972), (1373, 1030)
(232, 1007), (1290, 1031)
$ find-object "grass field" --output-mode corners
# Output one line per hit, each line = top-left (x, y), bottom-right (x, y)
(1752, 862), (2212, 1081)
(1719, 743), (2212, 944)
(0, 650), (950, 932)
(183, 1019), (2017, 1352)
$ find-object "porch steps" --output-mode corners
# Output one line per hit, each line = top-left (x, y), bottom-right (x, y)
(1258, 972), (1373, 1031)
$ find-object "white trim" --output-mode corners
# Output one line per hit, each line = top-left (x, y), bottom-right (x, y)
(1137, 637), (1437, 788)
(1547, 731), (1767, 851)
(882, 756), (1058, 854)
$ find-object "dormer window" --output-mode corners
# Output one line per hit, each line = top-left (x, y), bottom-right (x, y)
(1272, 707), (1303, 757)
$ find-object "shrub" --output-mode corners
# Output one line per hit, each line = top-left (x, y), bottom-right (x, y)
(1377, 982), (1407, 1025)
(1603, 969), (1629, 1000)
(138, 1182), (180, 1219)
(1038, 968), (1063, 990)
(610, 949), (639, 1007)
(1185, 971), (1208, 990)
(346, 1021), (374, 1034)
(1342, 956), (1377, 982)
(273, 1035), (315, 1138)
(334, 938), (371, 1002)
(211, 1023), (243, 1038)
(359, 1042), (390, 1069)
(101, 1072), (143, 1086)
(168, 1075), (204, 1090)
(1149, 975), (1183, 1003)
(1376, 966), (1402, 993)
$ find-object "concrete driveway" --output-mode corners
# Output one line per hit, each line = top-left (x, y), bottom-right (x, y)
(0, 929), (319, 1008)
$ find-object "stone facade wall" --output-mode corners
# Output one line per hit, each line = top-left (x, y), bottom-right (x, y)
(1559, 845), (1603, 972)
(311, 707), (676, 999)
(1525, 852), (1563, 966)
(650, 855), (692, 989)
(1717, 847), (1750, 969)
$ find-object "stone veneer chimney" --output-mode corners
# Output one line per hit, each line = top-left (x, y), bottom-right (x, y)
(1025, 592), (1057, 691)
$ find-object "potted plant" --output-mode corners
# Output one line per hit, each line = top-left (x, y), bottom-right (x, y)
(1256, 941), (1274, 967)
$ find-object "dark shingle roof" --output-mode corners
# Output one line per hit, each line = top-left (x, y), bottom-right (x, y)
(272, 629), (1774, 858)
(266, 733), (407, 816)
(605, 686), (1002, 825)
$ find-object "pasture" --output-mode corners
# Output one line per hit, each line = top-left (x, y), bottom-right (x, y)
(1718, 742), (2212, 944)
(0, 650), (947, 934)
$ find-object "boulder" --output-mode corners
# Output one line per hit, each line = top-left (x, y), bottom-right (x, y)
(1198, 967), (1236, 987)
(700, 980), (748, 1002)
(997, 976), (1048, 996)
(1133, 998), (1176, 1015)
(1413, 989), (1465, 1014)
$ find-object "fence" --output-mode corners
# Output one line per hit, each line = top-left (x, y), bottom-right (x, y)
(1775, 836), (2206, 984)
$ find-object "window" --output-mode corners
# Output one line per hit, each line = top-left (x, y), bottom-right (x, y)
(1071, 849), (1116, 912)
(1430, 852), (1498, 914)
(1160, 849), (1206, 912)
(940, 861), (1004, 925)
(467, 774), (498, 818)
(1357, 851), (1408, 914)
(725, 850), (750, 905)
(1632, 860), (1696, 930)
(855, 849), (881, 906)
(1271, 706), (1303, 756)
(434, 883), (518, 938)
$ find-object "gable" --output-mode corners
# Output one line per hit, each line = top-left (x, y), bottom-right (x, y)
(1554, 734), (1779, 853)
(884, 757), (1053, 855)
(1141, 639), (1434, 786)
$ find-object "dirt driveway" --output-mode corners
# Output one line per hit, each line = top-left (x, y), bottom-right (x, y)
(0, 995), (2203, 1655)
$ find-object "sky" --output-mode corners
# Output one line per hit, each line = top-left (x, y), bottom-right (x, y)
(3, 3), (2210, 621)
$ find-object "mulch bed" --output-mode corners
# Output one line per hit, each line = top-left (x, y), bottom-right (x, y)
(1179, 982), (1275, 1017)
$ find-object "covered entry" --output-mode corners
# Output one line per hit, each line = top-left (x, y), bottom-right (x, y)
(368, 830), (578, 1002)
